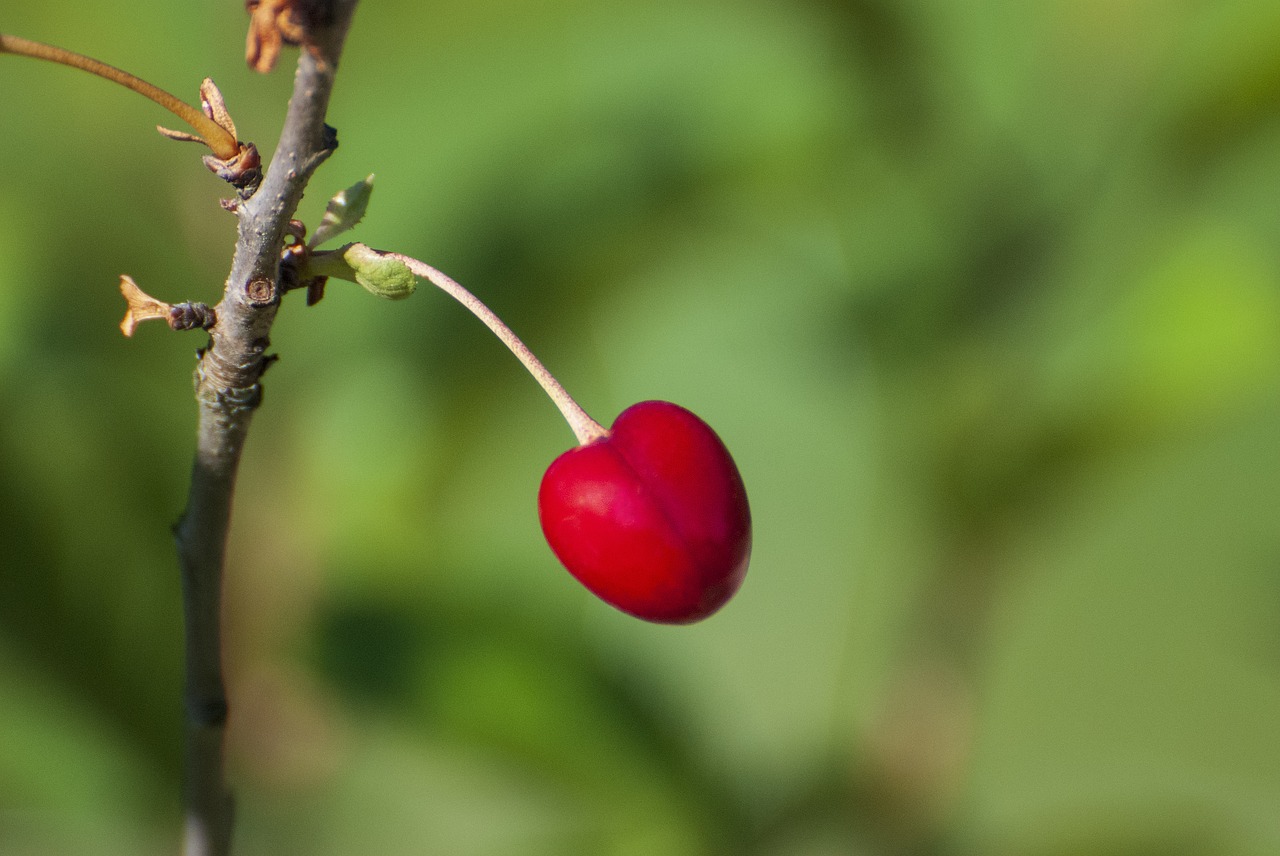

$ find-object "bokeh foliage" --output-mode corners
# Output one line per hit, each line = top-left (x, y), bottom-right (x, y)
(2, 1), (1280, 854)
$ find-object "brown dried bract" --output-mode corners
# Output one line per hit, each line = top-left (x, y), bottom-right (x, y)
(198, 78), (239, 141)
(156, 125), (205, 145)
(119, 275), (172, 337)
(245, 0), (308, 73)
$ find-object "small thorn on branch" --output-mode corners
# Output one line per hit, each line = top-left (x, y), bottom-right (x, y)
(119, 275), (217, 337)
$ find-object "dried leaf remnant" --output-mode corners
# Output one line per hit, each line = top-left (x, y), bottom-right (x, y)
(245, 0), (307, 73)
(119, 276), (217, 337)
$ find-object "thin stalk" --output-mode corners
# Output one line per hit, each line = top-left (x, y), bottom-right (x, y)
(0, 33), (238, 159)
(386, 253), (608, 446)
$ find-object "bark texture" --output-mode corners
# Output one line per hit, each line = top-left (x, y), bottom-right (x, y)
(171, 4), (359, 853)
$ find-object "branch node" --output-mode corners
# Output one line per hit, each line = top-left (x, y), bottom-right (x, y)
(245, 277), (277, 305)
(119, 276), (219, 337)
(203, 142), (263, 198)
(321, 123), (339, 152)
(169, 302), (219, 332)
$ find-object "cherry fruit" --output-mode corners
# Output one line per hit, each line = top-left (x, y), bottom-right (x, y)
(539, 401), (751, 623)
(387, 256), (752, 623)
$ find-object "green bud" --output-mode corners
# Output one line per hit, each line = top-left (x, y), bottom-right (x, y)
(310, 175), (375, 248)
(306, 242), (417, 300)
(343, 243), (416, 299)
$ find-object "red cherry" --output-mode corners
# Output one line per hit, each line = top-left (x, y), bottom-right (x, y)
(538, 400), (751, 624)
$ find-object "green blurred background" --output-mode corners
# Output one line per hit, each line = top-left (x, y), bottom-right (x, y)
(2, 1), (1280, 853)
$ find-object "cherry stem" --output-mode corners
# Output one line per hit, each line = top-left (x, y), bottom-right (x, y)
(0, 33), (239, 161)
(386, 253), (609, 446)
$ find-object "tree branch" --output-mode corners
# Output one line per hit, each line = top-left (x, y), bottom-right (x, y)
(171, 3), (359, 854)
